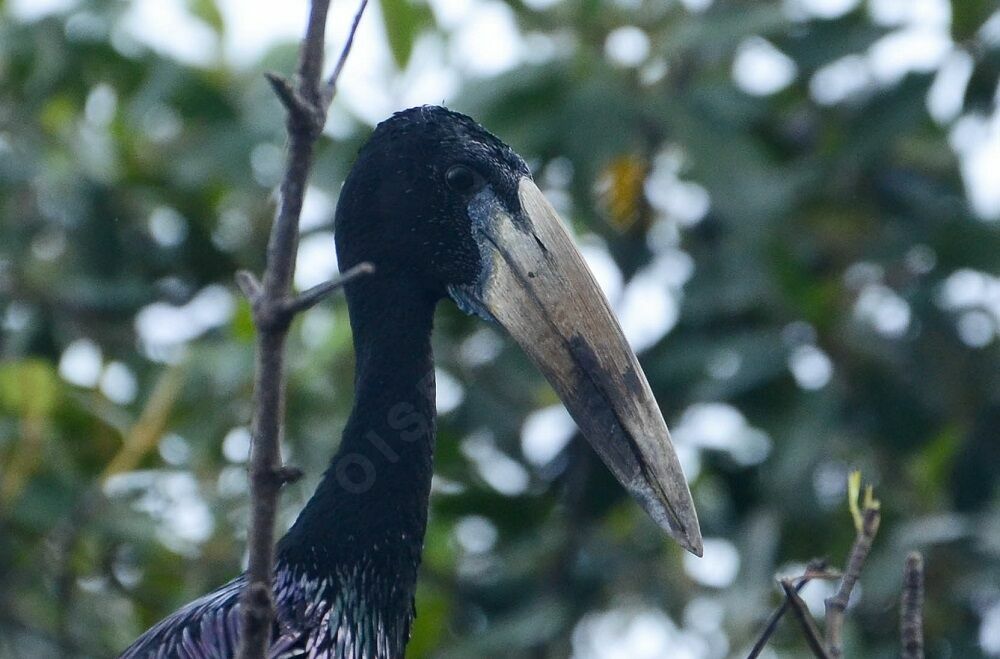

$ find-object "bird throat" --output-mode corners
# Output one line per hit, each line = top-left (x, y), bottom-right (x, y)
(276, 274), (440, 656)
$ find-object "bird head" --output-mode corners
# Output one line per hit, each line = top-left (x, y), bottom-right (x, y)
(335, 106), (702, 556)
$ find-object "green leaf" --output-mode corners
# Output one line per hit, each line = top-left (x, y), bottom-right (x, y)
(840, 74), (934, 164)
(659, 3), (788, 57)
(231, 297), (256, 343)
(951, 0), (996, 41)
(187, 0), (225, 35)
(847, 469), (863, 530)
(0, 360), (60, 419)
(779, 16), (887, 72)
(437, 598), (569, 658)
(380, 0), (432, 69)
(406, 583), (451, 658)
(964, 48), (1000, 114)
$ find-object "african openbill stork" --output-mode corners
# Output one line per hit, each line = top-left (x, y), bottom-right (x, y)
(121, 106), (701, 658)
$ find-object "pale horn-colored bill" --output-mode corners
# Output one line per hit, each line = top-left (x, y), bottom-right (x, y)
(456, 178), (702, 556)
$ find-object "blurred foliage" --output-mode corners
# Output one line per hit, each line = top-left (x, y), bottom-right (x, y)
(2, 0), (999, 657)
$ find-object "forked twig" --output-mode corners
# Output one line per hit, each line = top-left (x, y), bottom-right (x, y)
(746, 560), (837, 659)
(781, 579), (832, 659)
(746, 472), (886, 659)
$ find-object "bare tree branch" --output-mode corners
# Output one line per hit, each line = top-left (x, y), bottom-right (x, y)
(901, 551), (925, 659)
(746, 560), (838, 659)
(781, 579), (831, 659)
(824, 506), (881, 658)
(746, 473), (890, 658)
(235, 1), (371, 658)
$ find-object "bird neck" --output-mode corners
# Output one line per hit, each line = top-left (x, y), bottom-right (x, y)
(276, 273), (439, 648)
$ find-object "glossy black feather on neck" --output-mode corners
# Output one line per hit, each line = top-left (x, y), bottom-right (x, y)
(281, 272), (439, 541)
(276, 273), (440, 649)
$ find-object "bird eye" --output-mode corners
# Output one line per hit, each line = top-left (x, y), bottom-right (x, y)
(445, 165), (480, 193)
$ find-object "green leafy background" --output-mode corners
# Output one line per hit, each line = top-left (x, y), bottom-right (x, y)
(1, 0), (999, 657)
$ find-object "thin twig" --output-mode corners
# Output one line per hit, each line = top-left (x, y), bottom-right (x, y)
(235, 1), (370, 658)
(901, 552), (925, 659)
(322, 0), (369, 108)
(263, 72), (309, 119)
(284, 262), (374, 315)
(235, 270), (264, 304)
(746, 560), (837, 659)
(824, 506), (881, 658)
(781, 579), (832, 659)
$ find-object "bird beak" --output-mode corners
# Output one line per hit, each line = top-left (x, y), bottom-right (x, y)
(451, 178), (702, 556)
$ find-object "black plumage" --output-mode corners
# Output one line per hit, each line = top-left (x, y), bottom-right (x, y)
(122, 107), (531, 659)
